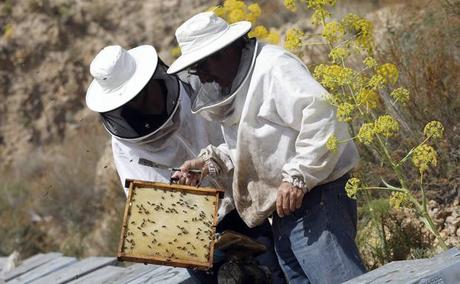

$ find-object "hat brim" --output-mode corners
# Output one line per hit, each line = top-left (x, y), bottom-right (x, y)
(167, 21), (252, 74)
(86, 45), (158, 113)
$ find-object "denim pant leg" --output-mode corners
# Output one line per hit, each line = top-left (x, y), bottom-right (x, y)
(272, 222), (311, 284)
(273, 176), (366, 284)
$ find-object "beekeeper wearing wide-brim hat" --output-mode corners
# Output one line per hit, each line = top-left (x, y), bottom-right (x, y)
(168, 12), (366, 283)
(85, 45), (233, 218)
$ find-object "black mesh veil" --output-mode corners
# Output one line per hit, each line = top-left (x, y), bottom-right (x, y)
(100, 60), (180, 140)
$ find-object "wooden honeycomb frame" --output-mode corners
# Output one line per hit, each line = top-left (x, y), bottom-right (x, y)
(117, 180), (223, 270)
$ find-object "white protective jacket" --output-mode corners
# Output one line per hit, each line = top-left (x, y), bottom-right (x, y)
(112, 82), (234, 221)
(198, 43), (360, 227)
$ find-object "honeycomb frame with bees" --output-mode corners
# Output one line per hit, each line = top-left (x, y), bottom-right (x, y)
(117, 179), (223, 270)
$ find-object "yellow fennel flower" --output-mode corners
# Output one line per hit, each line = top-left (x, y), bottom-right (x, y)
(326, 134), (338, 153)
(374, 115), (399, 138)
(247, 3), (261, 18)
(357, 89), (380, 109)
(368, 74), (385, 90)
(342, 13), (374, 51)
(357, 122), (375, 145)
(412, 144), (438, 173)
(284, 0), (297, 12)
(210, 6), (225, 17)
(345, 177), (360, 199)
(363, 57), (377, 68)
(322, 21), (345, 44)
(423, 121), (444, 140)
(336, 102), (355, 122)
(377, 63), (399, 85)
(265, 31), (281, 44)
(228, 8), (245, 23)
(170, 46), (181, 58)
(390, 87), (410, 105)
(284, 28), (304, 51)
(248, 25), (268, 39)
(314, 64), (354, 90)
(224, 0), (245, 10)
(311, 8), (331, 26)
(329, 47), (349, 63)
(389, 191), (409, 209)
(306, 0), (336, 8)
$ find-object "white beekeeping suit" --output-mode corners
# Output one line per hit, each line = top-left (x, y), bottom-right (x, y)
(86, 44), (234, 221)
(196, 42), (359, 227)
(112, 84), (235, 220)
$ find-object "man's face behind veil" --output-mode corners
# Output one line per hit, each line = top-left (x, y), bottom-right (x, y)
(126, 79), (166, 115)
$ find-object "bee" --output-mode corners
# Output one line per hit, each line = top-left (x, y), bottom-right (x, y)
(162, 225), (166, 228)
(205, 197), (209, 201)
(130, 221), (136, 225)
(168, 242), (173, 245)
(154, 230), (158, 232)
(142, 232), (147, 237)
(173, 239), (178, 242)
(148, 245), (152, 249)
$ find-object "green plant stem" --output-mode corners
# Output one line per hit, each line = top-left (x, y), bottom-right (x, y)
(396, 136), (430, 167)
(419, 173), (448, 250)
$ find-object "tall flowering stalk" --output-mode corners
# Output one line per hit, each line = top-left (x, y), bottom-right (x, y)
(283, 0), (447, 249)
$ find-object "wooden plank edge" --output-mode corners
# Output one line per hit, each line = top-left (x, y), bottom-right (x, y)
(117, 254), (211, 271)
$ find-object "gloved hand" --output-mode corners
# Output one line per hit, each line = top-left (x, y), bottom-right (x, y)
(171, 158), (209, 186)
(276, 182), (304, 217)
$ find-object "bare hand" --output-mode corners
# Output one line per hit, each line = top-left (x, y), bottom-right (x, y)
(276, 182), (304, 217)
(171, 158), (208, 186)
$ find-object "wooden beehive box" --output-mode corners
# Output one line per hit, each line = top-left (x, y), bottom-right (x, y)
(117, 180), (223, 270)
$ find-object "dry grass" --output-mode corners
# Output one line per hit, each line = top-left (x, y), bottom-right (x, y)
(0, 118), (118, 258)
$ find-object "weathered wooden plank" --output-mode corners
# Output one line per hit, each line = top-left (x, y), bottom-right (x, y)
(103, 263), (154, 284)
(0, 256), (8, 274)
(31, 257), (117, 284)
(345, 248), (460, 283)
(126, 265), (193, 284)
(7, 256), (76, 284)
(67, 266), (126, 284)
(2, 253), (62, 281)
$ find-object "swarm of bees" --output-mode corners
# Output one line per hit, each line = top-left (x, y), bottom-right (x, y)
(119, 183), (219, 268)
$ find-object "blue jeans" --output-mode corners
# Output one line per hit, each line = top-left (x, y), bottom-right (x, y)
(272, 175), (366, 284)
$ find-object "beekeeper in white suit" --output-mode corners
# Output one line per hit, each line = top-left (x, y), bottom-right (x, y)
(168, 12), (367, 283)
(85, 44), (284, 284)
